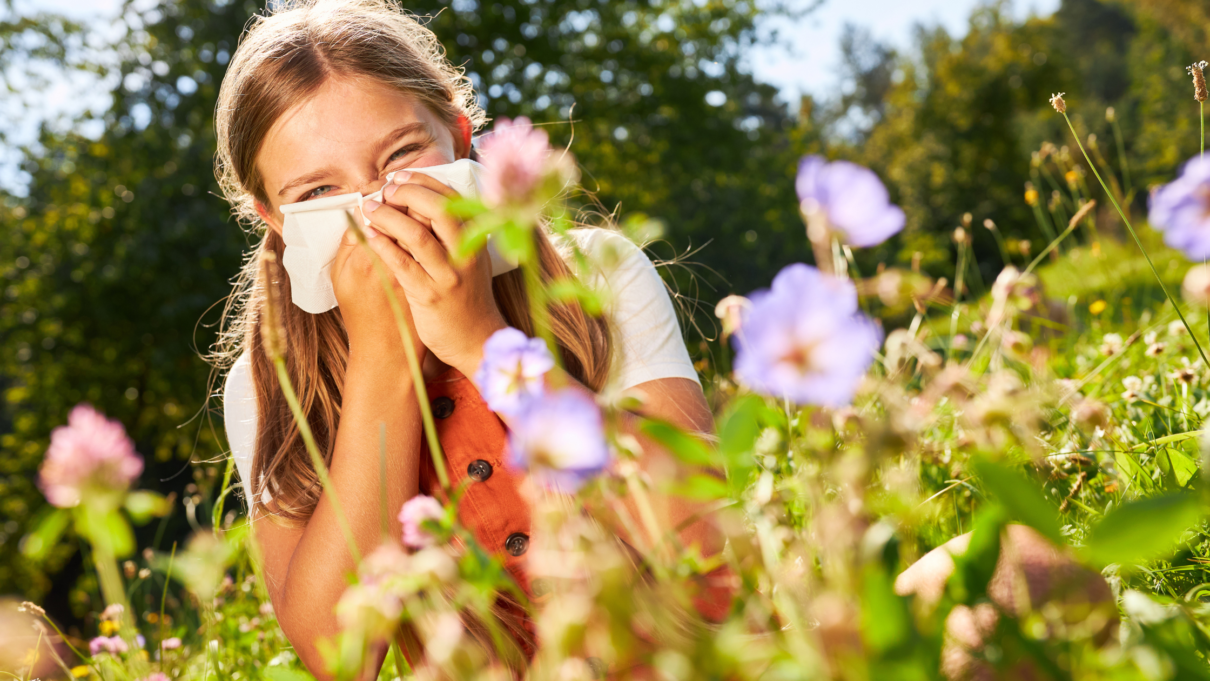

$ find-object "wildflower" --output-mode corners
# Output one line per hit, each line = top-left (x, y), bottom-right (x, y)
(159, 637), (182, 652)
(71, 666), (90, 678)
(1089, 300), (1107, 315)
(259, 251), (287, 362)
(1099, 333), (1124, 357)
(1065, 169), (1081, 187)
(714, 294), (750, 340)
(475, 327), (555, 416)
(1106, 106), (1116, 122)
(102, 604), (124, 620)
(18, 602), (45, 617)
(795, 155), (905, 247)
(1183, 263), (1210, 303)
(734, 264), (881, 406)
(1170, 320), (1189, 336)
(1049, 92), (1067, 114)
(1122, 375), (1143, 401)
(39, 404), (143, 508)
(1149, 157), (1210, 260)
(141, 674), (170, 681)
(1146, 342), (1166, 357)
(89, 636), (128, 656)
(508, 389), (610, 491)
(1171, 367), (1198, 384)
(336, 543), (410, 638)
(398, 495), (446, 549)
(1188, 61), (1208, 102)
(1072, 397), (1110, 431)
(478, 117), (573, 207)
(1024, 183), (1039, 206)
(983, 218), (997, 231)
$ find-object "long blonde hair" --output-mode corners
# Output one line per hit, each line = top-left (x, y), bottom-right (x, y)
(211, 0), (612, 524)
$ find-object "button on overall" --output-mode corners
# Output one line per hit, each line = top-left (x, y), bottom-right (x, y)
(505, 532), (529, 557)
(432, 396), (455, 419)
(467, 459), (493, 482)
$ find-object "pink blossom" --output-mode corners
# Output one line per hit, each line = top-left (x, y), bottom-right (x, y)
(39, 404), (142, 508)
(478, 117), (567, 207)
(160, 637), (182, 650)
(398, 495), (445, 549)
(89, 635), (128, 656)
(141, 674), (171, 681)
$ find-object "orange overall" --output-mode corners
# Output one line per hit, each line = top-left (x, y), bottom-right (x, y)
(414, 369), (734, 667)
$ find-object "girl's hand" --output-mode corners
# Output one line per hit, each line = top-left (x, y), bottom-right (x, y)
(358, 171), (508, 375)
(330, 223), (425, 368)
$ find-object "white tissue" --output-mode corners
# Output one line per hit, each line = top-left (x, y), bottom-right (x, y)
(279, 158), (516, 314)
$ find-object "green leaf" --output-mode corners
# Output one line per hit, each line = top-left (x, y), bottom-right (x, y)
(77, 508), (135, 558)
(971, 458), (1063, 545)
(717, 395), (765, 462)
(443, 196), (487, 220)
(861, 564), (912, 654)
(639, 419), (717, 467)
(547, 277), (606, 316)
(664, 474), (730, 501)
(124, 490), (171, 524)
(495, 222), (536, 263)
(21, 508), (70, 561)
(947, 506), (1006, 605)
(454, 219), (498, 262)
(265, 666), (317, 681)
(1084, 494), (1204, 565)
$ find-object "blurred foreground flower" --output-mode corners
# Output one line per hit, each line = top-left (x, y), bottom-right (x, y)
(796, 155), (905, 247)
(508, 389), (609, 491)
(39, 404), (142, 508)
(336, 543), (409, 638)
(714, 294), (750, 340)
(1149, 156), (1210, 259)
(475, 327), (555, 415)
(399, 495), (446, 549)
(734, 264), (881, 406)
(1183, 263), (1210, 304)
(479, 117), (574, 208)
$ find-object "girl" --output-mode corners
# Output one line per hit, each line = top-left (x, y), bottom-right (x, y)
(213, 0), (724, 676)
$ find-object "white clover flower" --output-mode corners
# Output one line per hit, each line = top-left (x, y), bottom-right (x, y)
(1100, 333), (1124, 356)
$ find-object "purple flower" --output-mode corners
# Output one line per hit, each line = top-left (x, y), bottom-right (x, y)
(1149, 155), (1210, 259)
(475, 327), (555, 415)
(88, 635), (128, 656)
(796, 155), (905, 247)
(478, 117), (572, 207)
(734, 264), (881, 406)
(507, 389), (610, 492)
(39, 404), (143, 508)
(398, 495), (445, 549)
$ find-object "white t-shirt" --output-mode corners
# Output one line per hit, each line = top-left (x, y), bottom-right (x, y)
(223, 228), (699, 503)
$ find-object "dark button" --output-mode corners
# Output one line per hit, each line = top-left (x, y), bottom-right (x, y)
(467, 459), (493, 482)
(505, 532), (529, 557)
(432, 396), (455, 419)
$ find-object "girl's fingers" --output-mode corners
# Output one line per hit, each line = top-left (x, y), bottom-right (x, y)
(381, 183), (463, 250)
(363, 200), (455, 283)
(361, 225), (430, 289)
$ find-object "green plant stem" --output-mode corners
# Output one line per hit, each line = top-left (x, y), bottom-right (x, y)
(211, 456), (235, 530)
(159, 542), (176, 654)
(1062, 111), (1210, 366)
(348, 215), (450, 489)
(272, 357), (362, 562)
(1201, 101), (1205, 156)
(989, 226), (1012, 266)
(93, 543), (150, 676)
(1110, 116), (1133, 198)
(1023, 217), (1082, 277)
(947, 240), (968, 361)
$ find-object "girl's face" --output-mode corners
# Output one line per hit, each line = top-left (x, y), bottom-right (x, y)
(254, 75), (468, 231)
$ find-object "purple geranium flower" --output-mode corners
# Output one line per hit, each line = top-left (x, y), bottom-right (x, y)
(475, 327), (555, 416)
(734, 263), (881, 406)
(40, 404), (143, 508)
(796, 155), (905, 247)
(1149, 155), (1210, 260)
(507, 389), (609, 492)
(398, 495), (445, 549)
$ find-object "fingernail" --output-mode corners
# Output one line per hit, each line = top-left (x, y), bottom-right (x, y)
(383, 184), (398, 202)
(364, 225), (379, 239)
(391, 171), (412, 184)
(363, 199), (381, 213)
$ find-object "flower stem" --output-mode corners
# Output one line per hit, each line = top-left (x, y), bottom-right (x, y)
(1201, 101), (1205, 156)
(272, 357), (362, 562)
(347, 215), (450, 490)
(1062, 111), (1210, 366)
(1111, 116), (1133, 197)
(92, 543), (149, 676)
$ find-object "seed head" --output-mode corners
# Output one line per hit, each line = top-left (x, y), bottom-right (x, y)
(1188, 61), (1208, 102)
(259, 250), (288, 362)
(983, 218), (997, 231)
(1105, 106), (1116, 122)
(1068, 199), (1097, 228)
(1049, 92), (1067, 114)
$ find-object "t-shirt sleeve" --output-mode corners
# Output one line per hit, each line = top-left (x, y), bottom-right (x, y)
(577, 229), (701, 391)
(223, 352), (259, 506)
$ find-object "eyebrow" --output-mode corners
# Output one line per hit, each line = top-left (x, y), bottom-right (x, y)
(276, 122), (435, 198)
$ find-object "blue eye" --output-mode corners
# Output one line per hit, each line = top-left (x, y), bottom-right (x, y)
(389, 144), (422, 164)
(304, 185), (335, 200)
